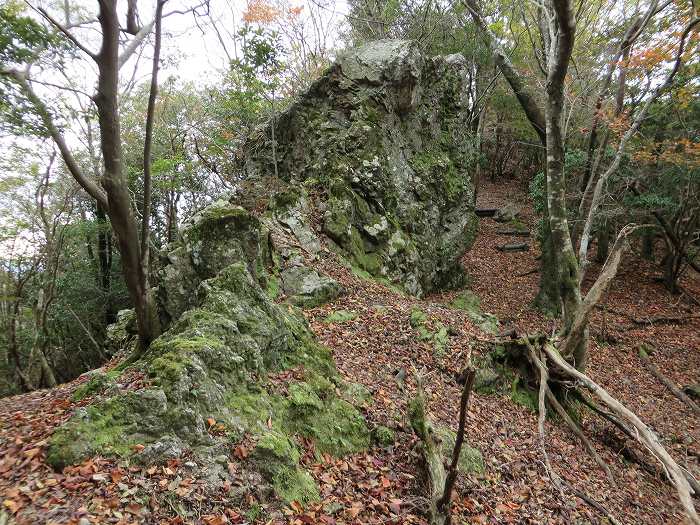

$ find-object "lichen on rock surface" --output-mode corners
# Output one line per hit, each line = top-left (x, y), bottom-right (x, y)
(47, 204), (369, 504)
(236, 40), (479, 297)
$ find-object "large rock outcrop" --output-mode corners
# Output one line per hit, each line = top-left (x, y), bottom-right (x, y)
(47, 40), (479, 505)
(235, 40), (478, 296)
(48, 202), (369, 504)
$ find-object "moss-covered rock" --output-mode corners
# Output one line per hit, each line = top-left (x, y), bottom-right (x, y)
(435, 427), (484, 474)
(372, 425), (395, 447)
(236, 40), (479, 297)
(409, 308), (450, 354)
(451, 291), (499, 334)
(104, 309), (136, 356)
(280, 266), (343, 308)
(71, 370), (119, 402)
(48, 204), (370, 507)
(252, 430), (320, 504)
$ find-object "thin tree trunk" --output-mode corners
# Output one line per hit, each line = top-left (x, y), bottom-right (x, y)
(95, 0), (160, 352)
(141, 0), (166, 272)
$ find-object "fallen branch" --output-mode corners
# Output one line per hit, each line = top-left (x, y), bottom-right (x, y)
(438, 367), (476, 522)
(409, 367), (477, 525)
(543, 343), (699, 524)
(567, 485), (622, 525)
(597, 305), (700, 326)
(516, 268), (539, 277)
(575, 392), (635, 440)
(545, 387), (617, 487)
(475, 208), (497, 217)
(524, 339), (566, 498)
(638, 345), (700, 416)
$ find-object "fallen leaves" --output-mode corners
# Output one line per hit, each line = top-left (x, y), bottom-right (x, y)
(0, 179), (697, 524)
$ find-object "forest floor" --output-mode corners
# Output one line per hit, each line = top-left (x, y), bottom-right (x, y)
(1, 180), (699, 524)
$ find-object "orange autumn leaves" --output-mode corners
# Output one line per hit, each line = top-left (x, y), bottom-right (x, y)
(242, 0), (304, 25)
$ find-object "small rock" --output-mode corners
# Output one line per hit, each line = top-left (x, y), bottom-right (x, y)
(493, 203), (522, 223)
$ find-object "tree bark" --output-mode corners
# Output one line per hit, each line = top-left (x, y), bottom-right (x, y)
(95, 0), (160, 352)
(545, 0), (584, 366)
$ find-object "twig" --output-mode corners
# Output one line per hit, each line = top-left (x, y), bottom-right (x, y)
(516, 268), (539, 277)
(438, 366), (476, 521)
(545, 386), (616, 486)
(638, 345), (700, 416)
(565, 483), (622, 525)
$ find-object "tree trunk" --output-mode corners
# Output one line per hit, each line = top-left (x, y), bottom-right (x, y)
(641, 227), (655, 261)
(95, 0), (160, 352)
(595, 220), (610, 264)
(95, 202), (116, 324)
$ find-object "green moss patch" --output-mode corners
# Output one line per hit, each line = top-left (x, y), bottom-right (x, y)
(71, 369), (121, 402)
(409, 308), (450, 355)
(435, 427), (484, 474)
(324, 310), (358, 324)
(450, 291), (499, 334)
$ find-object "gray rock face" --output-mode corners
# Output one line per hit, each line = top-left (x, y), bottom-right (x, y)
(49, 204), (369, 505)
(280, 266), (343, 308)
(236, 40), (478, 296)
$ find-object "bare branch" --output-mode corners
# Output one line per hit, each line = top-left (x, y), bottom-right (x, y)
(461, 0), (547, 145)
(30, 4), (97, 60)
(1, 69), (108, 208)
(577, 16), (700, 278)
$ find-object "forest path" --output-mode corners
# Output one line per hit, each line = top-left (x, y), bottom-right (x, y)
(1, 180), (699, 524)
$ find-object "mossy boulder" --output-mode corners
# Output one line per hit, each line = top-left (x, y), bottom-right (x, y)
(451, 291), (499, 334)
(48, 202), (369, 506)
(280, 266), (343, 308)
(104, 309), (136, 356)
(236, 40), (478, 297)
(252, 431), (319, 504)
(435, 427), (484, 474)
(324, 310), (358, 324)
(71, 369), (119, 402)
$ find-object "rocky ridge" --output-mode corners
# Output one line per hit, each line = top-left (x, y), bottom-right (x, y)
(46, 40), (479, 505)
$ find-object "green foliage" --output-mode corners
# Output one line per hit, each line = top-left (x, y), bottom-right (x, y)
(0, 2), (68, 135)
(0, 2), (61, 63)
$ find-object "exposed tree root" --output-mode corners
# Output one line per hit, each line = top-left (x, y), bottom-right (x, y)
(545, 387), (616, 487)
(543, 343), (700, 524)
(525, 339), (622, 523)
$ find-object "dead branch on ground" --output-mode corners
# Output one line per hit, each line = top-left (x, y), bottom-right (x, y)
(638, 344), (700, 416)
